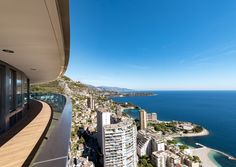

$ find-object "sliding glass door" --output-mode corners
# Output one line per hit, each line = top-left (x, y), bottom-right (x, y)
(0, 67), (3, 132)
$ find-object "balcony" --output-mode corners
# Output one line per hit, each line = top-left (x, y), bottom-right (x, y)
(0, 93), (72, 167)
(30, 93), (72, 167)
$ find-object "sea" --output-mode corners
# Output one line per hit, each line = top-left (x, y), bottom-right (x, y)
(112, 91), (236, 167)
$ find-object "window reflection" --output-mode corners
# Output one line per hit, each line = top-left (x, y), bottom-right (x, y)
(23, 76), (27, 104)
(9, 69), (15, 112)
(16, 72), (23, 107)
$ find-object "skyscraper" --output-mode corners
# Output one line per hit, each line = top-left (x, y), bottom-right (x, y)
(140, 109), (147, 130)
(96, 108), (111, 150)
(97, 109), (137, 167)
(87, 96), (95, 110)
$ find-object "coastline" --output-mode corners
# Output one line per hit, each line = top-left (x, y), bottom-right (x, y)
(112, 93), (236, 167)
(191, 147), (220, 167)
(171, 128), (209, 138)
(122, 107), (219, 166)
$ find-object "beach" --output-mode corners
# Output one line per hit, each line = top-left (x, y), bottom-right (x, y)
(191, 147), (219, 167)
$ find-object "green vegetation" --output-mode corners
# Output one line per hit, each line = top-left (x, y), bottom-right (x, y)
(149, 122), (178, 133)
(187, 155), (201, 163)
(62, 75), (71, 81)
(87, 118), (92, 123)
(183, 130), (189, 134)
(193, 155), (201, 162)
(167, 139), (177, 145)
(71, 129), (77, 138)
(138, 155), (153, 167)
(122, 112), (128, 117)
(31, 80), (63, 93)
(193, 125), (203, 133)
(69, 81), (87, 90)
(179, 144), (189, 151)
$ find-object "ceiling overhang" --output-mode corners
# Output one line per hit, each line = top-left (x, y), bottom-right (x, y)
(0, 0), (70, 83)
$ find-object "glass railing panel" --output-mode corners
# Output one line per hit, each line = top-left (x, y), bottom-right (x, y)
(30, 93), (72, 167)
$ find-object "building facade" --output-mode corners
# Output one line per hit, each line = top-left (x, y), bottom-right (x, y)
(97, 108), (111, 151)
(151, 151), (166, 167)
(87, 96), (95, 110)
(147, 113), (157, 121)
(137, 130), (165, 157)
(140, 109), (147, 130)
(97, 109), (137, 167)
(137, 132), (152, 157)
(0, 0), (70, 134)
(0, 0), (71, 166)
(0, 61), (29, 133)
(103, 118), (137, 167)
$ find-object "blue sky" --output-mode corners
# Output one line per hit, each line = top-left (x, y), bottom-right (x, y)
(65, 0), (236, 90)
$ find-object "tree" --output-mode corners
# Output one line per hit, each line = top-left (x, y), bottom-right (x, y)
(138, 155), (153, 167)
(193, 126), (203, 133)
(140, 159), (148, 166)
(179, 144), (189, 151)
(167, 139), (177, 145)
(193, 156), (201, 162)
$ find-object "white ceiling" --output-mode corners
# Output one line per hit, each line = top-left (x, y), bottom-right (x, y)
(0, 0), (68, 83)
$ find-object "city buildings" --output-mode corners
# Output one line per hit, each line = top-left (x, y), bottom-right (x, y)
(137, 132), (152, 157)
(96, 107), (111, 151)
(0, 0), (70, 166)
(137, 130), (164, 157)
(140, 109), (147, 130)
(151, 150), (181, 167)
(97, 109), (137, 167)
(147, 113), (158, 121)
(87, 96), (95, 110)
(151, 151), (166, 167)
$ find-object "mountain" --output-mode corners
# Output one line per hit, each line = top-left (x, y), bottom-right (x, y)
(96, 86), (134, 92)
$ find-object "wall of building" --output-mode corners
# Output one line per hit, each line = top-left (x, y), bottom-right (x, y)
(103, 121), (137, 167)
(0, 60), (29, 133)
(96, 110), (111, 151)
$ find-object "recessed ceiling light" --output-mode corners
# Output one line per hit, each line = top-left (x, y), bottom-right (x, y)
(2, 49), (14, 53)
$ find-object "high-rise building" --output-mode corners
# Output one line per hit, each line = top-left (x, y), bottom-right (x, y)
(140, 109), (147, 130)
(87, 96), (95, 110)
(97, 110), (137, 167)
(0, 0), (71, 166)
(147, 113), (158, 121)
(97, 108), (111, 149)
(152, 113), (157, 121)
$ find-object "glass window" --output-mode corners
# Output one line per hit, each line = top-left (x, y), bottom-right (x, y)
(22, 76), (28, 104)
(9, 69), (16, 112)
(0, 67), (3, 113)
(16, 72), (23, 107)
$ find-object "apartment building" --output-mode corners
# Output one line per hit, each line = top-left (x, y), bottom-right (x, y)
(140, 109), (147, 130)
(97, 109), (138, 167)
(137, 130), (164, 157)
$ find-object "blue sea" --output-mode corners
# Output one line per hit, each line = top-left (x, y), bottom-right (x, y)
(112, 91), (236, 167)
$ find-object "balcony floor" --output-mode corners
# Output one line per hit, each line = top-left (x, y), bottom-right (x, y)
(0, 100), (52, 167)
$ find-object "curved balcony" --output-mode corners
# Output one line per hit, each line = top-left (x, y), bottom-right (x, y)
(0, 100), (52, 167)
(30, 93), (72, 167)
(0, 93), (72, 167)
